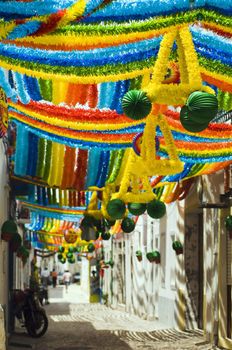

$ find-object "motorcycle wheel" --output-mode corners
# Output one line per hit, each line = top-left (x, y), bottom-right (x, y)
(25, 310), (48, 338)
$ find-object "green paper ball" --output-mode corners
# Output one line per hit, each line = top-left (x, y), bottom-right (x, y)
(68, 257), (75, 264)
(122, 90), (152, 120)
(58, 246), (64, 253)
(128, 202), (147, 216)
(57, 253), (63, 260)
(105, 219), (116, 228)
(180, 106), (209, 133)
(76, 246), (82, 253)
(66, 252), (73, 259)
(60, 257), (66, 264)
(88, 243), (95, 253)
(121, 217), (135, 233)
(101, 232), (111, 240)
(69, 246), (76, 253)
(81, 215), (96, 228)
(106, 199), (126, 220)
(186, 91), (218, 123)
(225, 215), (232, 231)
(147, 199), (166, 219)
(187, 91), (218, 113)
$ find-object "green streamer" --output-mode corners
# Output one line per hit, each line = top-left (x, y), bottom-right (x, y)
(38, 78), (53, 102)
(105, 150), (118, 182)
(36, 138), (46, 178)
(56, 9), (232, 36)
(106, 149), (125, 184)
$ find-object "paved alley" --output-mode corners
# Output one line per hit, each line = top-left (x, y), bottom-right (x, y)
(8, 284), (221, 350)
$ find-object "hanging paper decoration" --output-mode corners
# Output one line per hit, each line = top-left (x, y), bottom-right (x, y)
(0, 87), (8, 138)
(146, 199), (166, 219)
(180, 91), (218, 132)
(121, 217), (135, 233)
(128, 203), (146, 216)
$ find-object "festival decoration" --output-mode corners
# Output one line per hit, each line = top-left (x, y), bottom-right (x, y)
(0, 88), (8, 138)
(128, 203), (146, 216)
(147, 199), (166, 219)
(121, 217), (135, 233)
(87, 243), (95, 253)
(106, 199), (126, 220)
(3, 1), (232, 253)
(180, 91), (218, 132)
(101, 232), (111, 241)
(64, 228), (78, 244)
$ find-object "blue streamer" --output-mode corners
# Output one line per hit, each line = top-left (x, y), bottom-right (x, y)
(23, 75), (42, 101)
(96, 151), (111, 188)
(6, 21), (41, 40)
(191, 25), (232, 57)
(0, 37), (161, 67)
(0, 0), (77, 18)
(104, 82), (116, 108)
(97, 82), (108, 109)
(85, 148), (101, 188)
(84, 0), (190, 21)
(27, 133), (39, 176)
(0, 68), (17, 100)
(12, 71), (30, 104)
(115, 79), (130, 114)
(14, 124), (29, 176)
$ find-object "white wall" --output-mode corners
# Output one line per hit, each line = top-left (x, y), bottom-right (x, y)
(103, 201), (184, 327)
(0, 140), (9, 350)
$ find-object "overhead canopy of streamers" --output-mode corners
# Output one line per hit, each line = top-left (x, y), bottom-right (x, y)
(2, 0), (231, 249)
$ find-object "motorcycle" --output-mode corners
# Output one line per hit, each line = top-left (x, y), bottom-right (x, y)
(11, 288), (48, 338)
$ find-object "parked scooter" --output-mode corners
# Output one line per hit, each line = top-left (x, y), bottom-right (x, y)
(11, 288), (48, 337)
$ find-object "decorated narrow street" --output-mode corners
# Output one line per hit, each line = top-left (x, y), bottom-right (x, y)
(0, 1), (231, 350)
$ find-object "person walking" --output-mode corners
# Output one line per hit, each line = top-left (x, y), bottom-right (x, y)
(63, 270), (72, 292)
(41, 267), (50, 304)
(51, 268), (58, 288)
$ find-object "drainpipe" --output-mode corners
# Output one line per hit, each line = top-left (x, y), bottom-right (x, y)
(110, 236), (113, 305)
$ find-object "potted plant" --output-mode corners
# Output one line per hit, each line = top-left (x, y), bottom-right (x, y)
(146, 251), (161, 263)
(1, 220), (18, 242)
(225, 215), (232, 239)
(153, 251), (161, 264)
(172, 241), (183, 255)
(146, 251), (155, 263)
(136, 250), (142, 262)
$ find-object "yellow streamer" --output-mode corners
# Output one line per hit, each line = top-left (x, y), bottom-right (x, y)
(57, 0), (86, 28)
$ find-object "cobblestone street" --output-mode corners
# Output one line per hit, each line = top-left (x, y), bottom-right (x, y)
(8, 285), (221, 350)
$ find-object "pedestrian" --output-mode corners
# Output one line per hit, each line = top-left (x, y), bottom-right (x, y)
(51, 268), (57, 288)
(63, 270), (72, 292)
(41, 267), (50, 304)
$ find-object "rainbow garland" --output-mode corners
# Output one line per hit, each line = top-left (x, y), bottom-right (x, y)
(0, 11), (231, 85)
(20, 201), (85, 221)
(10, 103), (232, 157)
